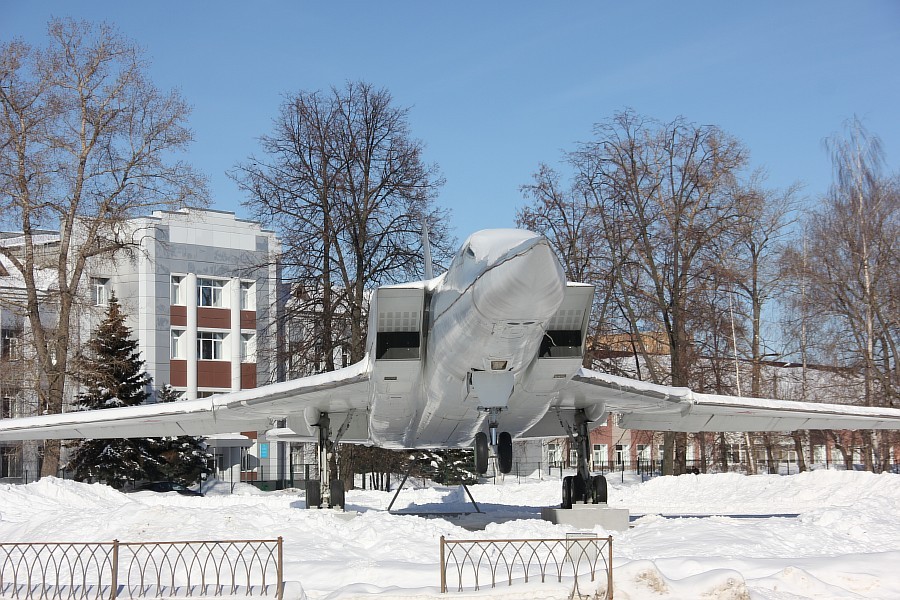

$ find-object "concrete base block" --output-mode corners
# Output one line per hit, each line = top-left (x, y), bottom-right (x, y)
(541, 503), (630, 531)
(309, 508), (359, 521)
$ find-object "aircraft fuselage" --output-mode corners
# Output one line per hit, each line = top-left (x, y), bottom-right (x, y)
(366, 230), (593, 448)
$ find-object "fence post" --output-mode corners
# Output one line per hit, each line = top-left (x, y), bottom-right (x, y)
(109, 540), (119, 600)
(607, 536), (614, 600)
(276, 536), (284, 600)
(439, 536), (446, 593)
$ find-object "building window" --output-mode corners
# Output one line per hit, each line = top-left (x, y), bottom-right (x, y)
(593, 444), (608, 466)
(171, 329), (185, 359)
(197, 331), (226, 360)
(636, 444), (650, 461)
(241, 333), (256, 363)
(240, 281), (255, 311)
(91, 277), (110, 306)
(1, 396), (15, 419)
(197, 278), (225, 308)
(547, 442), (561, 466)
(615, 444), (626, 466)
(1, 328), (22, 360)
(171, 275), (185, 305)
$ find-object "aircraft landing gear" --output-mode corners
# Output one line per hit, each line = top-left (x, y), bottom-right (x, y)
(306, 411), (347, 509)
(473, 409), (514, 475)
(560, 408), (606, 509)
(561, 474), (607, 509)
(473, 431), (513, 475)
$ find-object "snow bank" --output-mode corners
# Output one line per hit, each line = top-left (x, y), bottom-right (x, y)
(2, 471), (899, 599)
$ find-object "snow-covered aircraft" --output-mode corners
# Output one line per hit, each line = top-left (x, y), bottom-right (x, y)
(2, 229), (899, 508)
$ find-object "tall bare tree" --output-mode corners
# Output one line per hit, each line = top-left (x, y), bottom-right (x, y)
(0, 19), (207, 475)
(233, 81), (451, 373)
(517, 164), (615, 366)
(521, 111), (748, 474)
(790, 118), (899, 470)
(727, 177), (800, 473)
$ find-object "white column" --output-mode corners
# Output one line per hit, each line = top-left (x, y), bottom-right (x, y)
(186, 272), (198, 400)
(230, 277), (242, 391)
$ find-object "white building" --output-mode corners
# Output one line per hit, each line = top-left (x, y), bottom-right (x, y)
(0, 209), (288, 485)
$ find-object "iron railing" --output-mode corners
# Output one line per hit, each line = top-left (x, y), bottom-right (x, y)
(0, 538), (283, 600)
(440, 535), (613, 598)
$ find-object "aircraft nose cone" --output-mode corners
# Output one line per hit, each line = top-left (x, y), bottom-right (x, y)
(473, 238), (566, 322)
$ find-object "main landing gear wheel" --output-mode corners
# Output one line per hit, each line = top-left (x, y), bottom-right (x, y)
(561, 476), (573, 509)
(306, 480), (322, 509)
(561, 476), (588, 507)
(497, 431), (513, 474)
(591, 474), (608, 504)
(474, 432), (489, 474)
(330, 480), (346, 509)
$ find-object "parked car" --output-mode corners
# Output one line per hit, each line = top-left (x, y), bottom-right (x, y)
(135, 481), (203, 496)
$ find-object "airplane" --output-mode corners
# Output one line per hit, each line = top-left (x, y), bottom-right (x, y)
(2, 228), (900, 509)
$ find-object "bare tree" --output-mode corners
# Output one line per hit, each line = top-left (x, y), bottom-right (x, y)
(0, 19), (208, 475)
(791, 118), (899, 470)
(233, 82), (451, 373)
(517, 164), (616, 367)
(575, 111), (747, 474)
(727, 177), (800, 472)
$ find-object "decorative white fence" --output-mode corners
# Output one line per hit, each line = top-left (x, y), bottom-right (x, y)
(0, 538), (283, 600)
(440, 534), (613, 598)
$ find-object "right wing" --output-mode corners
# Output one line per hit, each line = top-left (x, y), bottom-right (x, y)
(523, 367), (900, 438)
(0, 360), (371, 441)
(570, 368), (900, 431)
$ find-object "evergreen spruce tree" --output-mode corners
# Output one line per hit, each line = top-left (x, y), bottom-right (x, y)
(412, 449), (478, 485)
(66, 296), (160, 488)
(151, 384), (211, 485)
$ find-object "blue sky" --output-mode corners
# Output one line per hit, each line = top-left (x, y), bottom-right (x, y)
(4, 2), (899, 237)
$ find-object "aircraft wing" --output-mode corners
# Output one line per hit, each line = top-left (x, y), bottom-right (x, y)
(0, 360), (371, 441)
(562, 367), (900, 432)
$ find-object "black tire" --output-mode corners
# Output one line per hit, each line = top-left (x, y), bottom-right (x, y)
(305, 480), (321, 509)
(571, 475), (587, 504)
(497, 432), (513, 474)
(561, 476), (573, 509)
(591, 474), (608, 504)
(330, 479), (345, 509)
(474, 432), (489, 474)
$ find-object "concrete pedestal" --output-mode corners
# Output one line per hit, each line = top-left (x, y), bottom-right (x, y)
(541, 503), (630, 531)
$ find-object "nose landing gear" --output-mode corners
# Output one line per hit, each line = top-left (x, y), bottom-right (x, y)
(473, 409), (514, 475)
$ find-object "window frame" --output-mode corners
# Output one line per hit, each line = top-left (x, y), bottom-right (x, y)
(240, 332), (256, 363)
(170, 329), (185, 359)
(171, 275), (185, 305)
(197, 330), (226, 360)
(240, 281), (255, 311)
(197, 278), (225, 308)
(91, 277), (110, 306)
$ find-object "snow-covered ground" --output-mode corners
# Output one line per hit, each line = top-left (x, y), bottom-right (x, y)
(2, 470), (899, 599)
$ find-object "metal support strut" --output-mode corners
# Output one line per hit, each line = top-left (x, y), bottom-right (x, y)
(317, 412), (332, 508)
(306, 411), (352, 510)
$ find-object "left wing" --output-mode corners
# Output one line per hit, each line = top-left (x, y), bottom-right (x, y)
(0, 360), (371, 441)
(560, 367), (900, 432)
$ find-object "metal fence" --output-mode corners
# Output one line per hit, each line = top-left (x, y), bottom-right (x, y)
(0, 539), (283, 600)
(439, 535), (613, 598)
